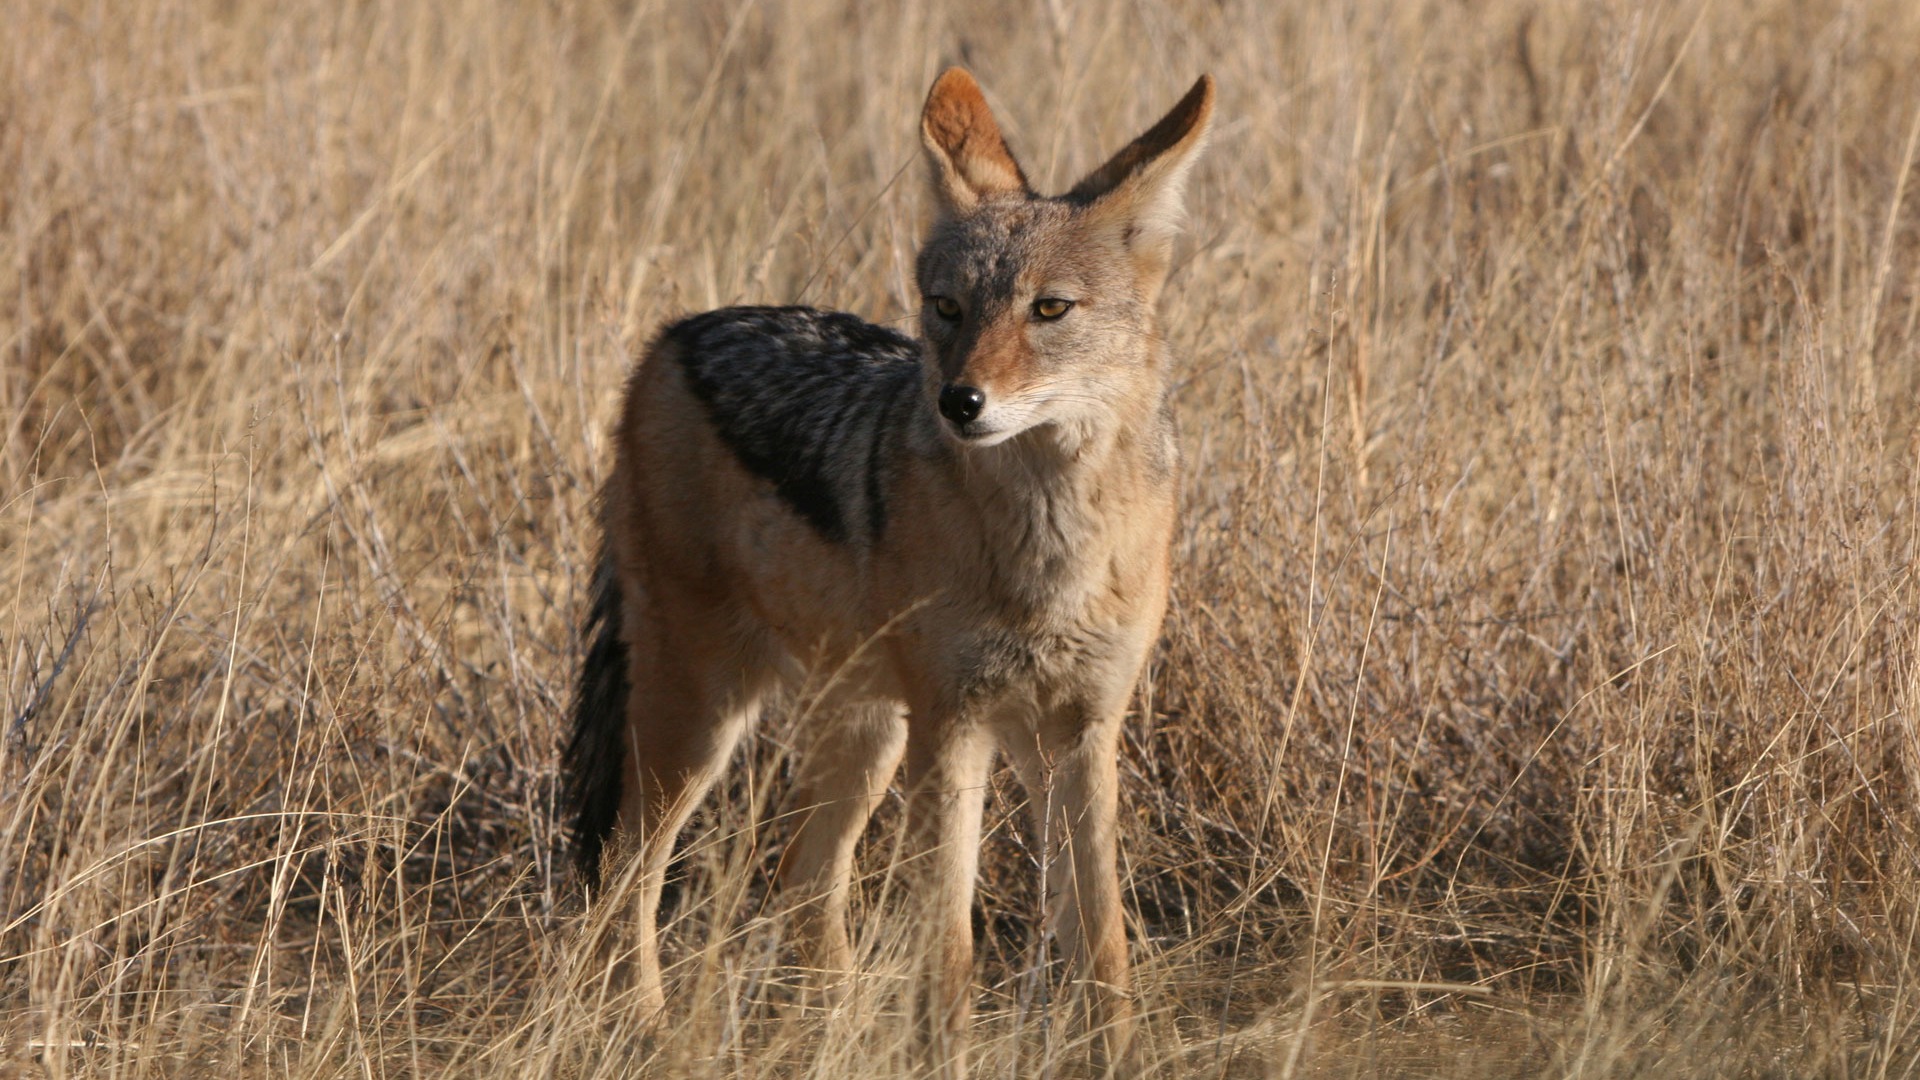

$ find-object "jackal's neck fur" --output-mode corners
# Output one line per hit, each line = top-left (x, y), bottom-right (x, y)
(937, 377), (1175, 586)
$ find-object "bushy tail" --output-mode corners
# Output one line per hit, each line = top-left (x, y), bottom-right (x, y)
(565, 546), (629, 884)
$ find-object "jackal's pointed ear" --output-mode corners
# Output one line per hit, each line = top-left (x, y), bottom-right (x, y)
(1070, 75), (1215, 273)
(921, 68), (1032, 216)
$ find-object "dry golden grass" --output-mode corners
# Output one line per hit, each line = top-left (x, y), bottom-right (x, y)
(5, 0), (1920, 1075)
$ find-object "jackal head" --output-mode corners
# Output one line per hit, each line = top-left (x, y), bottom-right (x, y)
(915, 69), (1213, 448)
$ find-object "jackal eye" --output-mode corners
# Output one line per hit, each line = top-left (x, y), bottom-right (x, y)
(1032, 297), (1074, 320)
(931, 296), (962, 321)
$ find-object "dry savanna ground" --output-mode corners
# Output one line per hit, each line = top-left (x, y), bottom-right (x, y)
(5, 0), (1920, 1076)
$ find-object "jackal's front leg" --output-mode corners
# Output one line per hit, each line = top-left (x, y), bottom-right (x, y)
(902, 718), (992, 1076)
(1011, 713), (1136, 1071)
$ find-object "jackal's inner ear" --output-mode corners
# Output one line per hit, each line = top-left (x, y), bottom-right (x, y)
(1071, 75), (1215, 272)
(921, 68), (1032, 215)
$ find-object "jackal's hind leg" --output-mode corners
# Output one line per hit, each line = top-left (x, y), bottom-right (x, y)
(612, 641), (764, 1019)
(776, 702), (907, 1003)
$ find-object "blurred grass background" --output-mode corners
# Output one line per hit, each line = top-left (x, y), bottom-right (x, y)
(4, 0), (1919, 1075)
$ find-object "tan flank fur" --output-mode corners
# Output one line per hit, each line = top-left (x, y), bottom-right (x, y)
(568, 67), (1213, 1073)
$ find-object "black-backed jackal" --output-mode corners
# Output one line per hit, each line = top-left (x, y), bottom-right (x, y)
(568, 68), (1213, 1073)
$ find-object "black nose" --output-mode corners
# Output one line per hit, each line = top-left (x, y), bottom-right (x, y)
(938, 384), (985, 426)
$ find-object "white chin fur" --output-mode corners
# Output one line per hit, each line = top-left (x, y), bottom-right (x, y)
(951, 424), (1024, 448)
(946, 402), (1056, 448)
